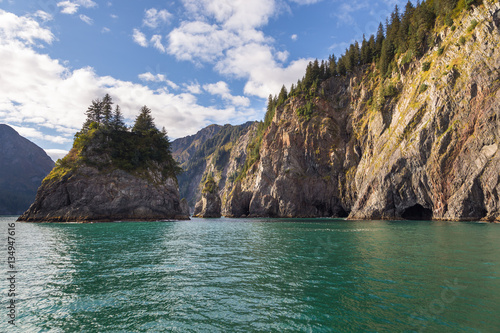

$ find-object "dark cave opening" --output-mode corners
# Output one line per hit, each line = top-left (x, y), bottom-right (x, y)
(401, 204), (433, 220)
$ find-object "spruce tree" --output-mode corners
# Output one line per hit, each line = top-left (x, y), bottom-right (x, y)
(132, 106), (156, 134)
(111, 105), (126, 131)
(102, 94), (113, 126)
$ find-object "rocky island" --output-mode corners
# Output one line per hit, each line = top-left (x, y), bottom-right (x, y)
(18, 95), (189, 222)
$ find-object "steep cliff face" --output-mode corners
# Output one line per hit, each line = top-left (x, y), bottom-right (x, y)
(350, 1), (500, 221)
(18, 165), (189, 222)
(193, 177), (222, 218)
(0, 124), (54, 215)
(172, 122), (256, 210)
(221, 1), (500, 221)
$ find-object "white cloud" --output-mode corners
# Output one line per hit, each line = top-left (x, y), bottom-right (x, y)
(184, 82), (202, 94)
(57, 1), (79, 14)
(132, 28), (148, 47)
(0, 10), (54, 45)
(291, 34), (298, 41)
(101, 27), (111, 33)
(45, 149), (69, 161)
(57, 0), (97, 15)
(143, 8), (172, 29)
(9, 125), (71, 144)
(138, 72), (179, 90)
(110, 14), (118, 19)
(33, 11), (53, 22)
(79, 14), (93, 25)
(203, 81), (250, 107)
(150, 34), (165, 53)
(0, 10), (260, 151)
(164, 0), (310, 98)
(216, 43), (311, 98)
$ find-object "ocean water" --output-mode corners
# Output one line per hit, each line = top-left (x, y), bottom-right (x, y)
(1, 216), (499, 332)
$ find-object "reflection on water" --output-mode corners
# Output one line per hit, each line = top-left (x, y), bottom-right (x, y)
(1, 216), (499, 332)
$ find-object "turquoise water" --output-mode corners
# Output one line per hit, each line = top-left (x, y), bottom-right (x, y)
(1, 216), (499, 332)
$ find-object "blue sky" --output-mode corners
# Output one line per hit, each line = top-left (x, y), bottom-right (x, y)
(0, 0), (403, 160)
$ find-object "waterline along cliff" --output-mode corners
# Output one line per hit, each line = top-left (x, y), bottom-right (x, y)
(173, 1), (500, 221)
(18, 95), (189, 222)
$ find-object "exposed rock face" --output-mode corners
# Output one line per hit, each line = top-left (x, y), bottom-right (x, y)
(0, 124), (54, 215)
(173, 2), (500, 221)
(18, 166), (189, 222)
(193, 192), (221, 218)
(193, 177), (222, 218)
(171, 124), (222, 164)
(172, 122), (256, 210)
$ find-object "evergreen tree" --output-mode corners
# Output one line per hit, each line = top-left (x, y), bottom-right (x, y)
(102, 94), (113, 126)
(111, 105), (126, 131)
(83, 98), (103, 129)
(132, 106), (156, 134)
(328, 54), (337, 76)
(375, 23), (385, 60)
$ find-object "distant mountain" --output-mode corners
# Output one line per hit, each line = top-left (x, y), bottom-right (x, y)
(0, 124), (54, 215)
(172, 122), (256, 209)
(171, 124), (223, 164)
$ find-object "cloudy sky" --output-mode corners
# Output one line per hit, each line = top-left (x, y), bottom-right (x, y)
(0, 0), (402, 161)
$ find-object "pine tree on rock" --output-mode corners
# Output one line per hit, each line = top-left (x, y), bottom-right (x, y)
(102, 94), (113, 126)
(132, 106), (156, 134)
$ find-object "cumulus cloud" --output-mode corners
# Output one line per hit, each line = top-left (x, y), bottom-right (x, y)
(79, 14), (93, 25)
(44, 149), (70, 162)
(184, 82), (202, 94)
(0, 10), (259, 149)
(33, 11), (53, 22)
(138, 72), (179, 90)
(203, 81), (250, 107)
(150, 34), (165, 53)
(164, 0), (311, 98)
(291, 34), (298, 41)
(0, 9), (54, 45)
(143, 8), (172, 29)
(101, 27), (111, 33)
(9, 125), (71, 144)
(132, 28), (148, 47)
(57, 0), (97, 15)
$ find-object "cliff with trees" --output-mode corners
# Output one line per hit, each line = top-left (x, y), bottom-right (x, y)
(18, 95), (189, 222)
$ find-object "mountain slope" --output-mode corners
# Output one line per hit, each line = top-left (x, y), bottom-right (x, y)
(173, 1), (500, 221)
(224, 1), (500, 220)
(0, 124), (54, 215)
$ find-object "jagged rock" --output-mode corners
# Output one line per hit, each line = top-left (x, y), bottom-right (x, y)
(193, 177), (221, 218)
(18, 166), (189, 222)
(173, 2), (500, 221)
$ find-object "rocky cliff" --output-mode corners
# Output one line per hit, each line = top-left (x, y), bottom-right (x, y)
(18, 165), (189, 222)
(0, 124), (54, 215)
(193, 176), (222, 218)
(172, 122), (256, 210)
(175, 1), (500, 221)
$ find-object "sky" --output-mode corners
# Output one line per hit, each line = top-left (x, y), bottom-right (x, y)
(0, 0), (404, 161)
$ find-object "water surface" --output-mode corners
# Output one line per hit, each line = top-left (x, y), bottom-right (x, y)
(1, 216), (499, 332)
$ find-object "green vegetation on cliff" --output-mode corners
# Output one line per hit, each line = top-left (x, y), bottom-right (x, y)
(46, 94), (181, 183)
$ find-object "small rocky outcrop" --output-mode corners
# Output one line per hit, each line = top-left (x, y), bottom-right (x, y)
(193, 176), (221, 218)
(18, 166), (189, 222)
(18, 97), (190, 222)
